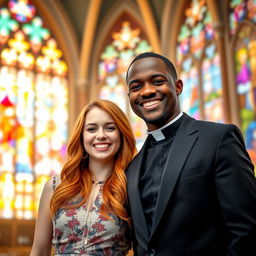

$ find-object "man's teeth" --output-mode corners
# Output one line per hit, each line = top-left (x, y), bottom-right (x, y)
(143, 100), (159, 107)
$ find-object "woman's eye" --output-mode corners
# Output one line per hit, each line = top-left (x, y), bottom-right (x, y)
(106, 126), (115, 131)
(86, 127), (96, 132)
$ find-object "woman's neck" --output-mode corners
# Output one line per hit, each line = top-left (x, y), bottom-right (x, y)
(88, 159), (114, 182)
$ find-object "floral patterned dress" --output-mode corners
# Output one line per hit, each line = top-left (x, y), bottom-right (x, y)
(52, 176), (131, 255)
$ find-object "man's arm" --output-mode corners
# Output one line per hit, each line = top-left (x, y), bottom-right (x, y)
(214, 124), (256, 256)
(125, 199), (138, 256)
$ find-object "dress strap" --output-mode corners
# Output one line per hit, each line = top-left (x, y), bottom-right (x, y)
(52, 175), (61, 191)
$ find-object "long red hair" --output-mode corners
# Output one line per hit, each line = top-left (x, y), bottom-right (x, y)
(50, 99), (137, 223)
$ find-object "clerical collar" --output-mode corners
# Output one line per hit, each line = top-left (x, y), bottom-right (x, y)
(147, 112), (183, 141)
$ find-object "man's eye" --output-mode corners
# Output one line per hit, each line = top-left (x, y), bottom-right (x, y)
(153, 80), (165, 85)
(129, 84), (141, 92)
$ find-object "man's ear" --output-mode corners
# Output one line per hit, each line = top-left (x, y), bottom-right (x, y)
(175, 79), (183, 95)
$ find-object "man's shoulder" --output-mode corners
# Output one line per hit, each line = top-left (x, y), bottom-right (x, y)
(196, 119), (233, 128)
(126, 148), (144, 175)
(185, 113), (237, 130)
(182, 113), (241, 137)
(128, 150), (142, 165)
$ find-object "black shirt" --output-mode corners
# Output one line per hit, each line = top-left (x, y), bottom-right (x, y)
(139, 116), (183, 232)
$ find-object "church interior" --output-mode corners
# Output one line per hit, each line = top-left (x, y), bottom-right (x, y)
(0, 0), (256, 255)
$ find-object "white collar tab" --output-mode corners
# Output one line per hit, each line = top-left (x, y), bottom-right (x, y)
(147, 112), (183, 141)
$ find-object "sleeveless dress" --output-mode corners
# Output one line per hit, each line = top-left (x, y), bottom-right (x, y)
(52, 175), (131, 255)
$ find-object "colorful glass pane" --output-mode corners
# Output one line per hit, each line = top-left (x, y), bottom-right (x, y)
(9, 0), (36, 23)
(18, 51), (34, 69)
(1, 48), (17, 66)
(0, 67), (17, 218)
(34, 74), (68, 178)
(177, 0), (214, 62)
(98, 21), (152, 146)
(15, 70), (34, 179)
(202, 44), (224, 122)
(0, 0), (68, 219)
(0, 173), (15, 218)
(130, 108), (147, 150)
(36, 55), (51, 73)
(0, 8), (18, 44)
(9, 30), (30, 53)
(42, 38), (61, 60)
(177, 0), (223, 122)
(179, 58), (200, 119)
(229, 0), (246, 34)
(52, 60), (68, 77)
(234, 25), (256, 165)
(22, 16), (50, 45)
(230, 0), (256, 34)
(247, 0), (256, 22)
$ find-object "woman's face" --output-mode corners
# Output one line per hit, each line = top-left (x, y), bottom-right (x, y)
(83, 107), (121, 164)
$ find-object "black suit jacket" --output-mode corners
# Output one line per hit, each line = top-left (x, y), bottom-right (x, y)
(127, 113), (256, 256)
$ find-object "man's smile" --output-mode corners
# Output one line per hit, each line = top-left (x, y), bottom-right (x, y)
(139, 99), (162, 110)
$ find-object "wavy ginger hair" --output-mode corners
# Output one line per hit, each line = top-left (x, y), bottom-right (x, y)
(50, 99), (137, 223)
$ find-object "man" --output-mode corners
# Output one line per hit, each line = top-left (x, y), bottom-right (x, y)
(125, 52), (256, 256)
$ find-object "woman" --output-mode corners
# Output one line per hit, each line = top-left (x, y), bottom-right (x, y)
(30, 99), (137, 255)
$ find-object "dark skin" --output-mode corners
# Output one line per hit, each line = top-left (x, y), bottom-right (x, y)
(127, 57), (183, 131)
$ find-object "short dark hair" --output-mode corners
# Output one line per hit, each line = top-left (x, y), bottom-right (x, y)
(126, 52), (178, 82)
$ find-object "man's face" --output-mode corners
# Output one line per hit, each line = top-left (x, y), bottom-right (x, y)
(127, 57), (182, 131)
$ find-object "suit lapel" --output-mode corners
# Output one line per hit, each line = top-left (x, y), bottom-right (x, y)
(150, 114), (198, 238)
(127, 139), (150, 241)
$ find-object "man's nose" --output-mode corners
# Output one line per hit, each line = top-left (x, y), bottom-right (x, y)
(140, 82), (156, 97)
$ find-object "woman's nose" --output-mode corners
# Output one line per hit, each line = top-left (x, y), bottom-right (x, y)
(96, 128), (106, 140)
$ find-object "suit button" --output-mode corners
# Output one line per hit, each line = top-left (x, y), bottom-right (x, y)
(148, 248), (155, 255)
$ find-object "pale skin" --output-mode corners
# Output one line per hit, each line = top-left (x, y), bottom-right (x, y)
(30, 107), (121, 255)
(29, 180), (54, 256)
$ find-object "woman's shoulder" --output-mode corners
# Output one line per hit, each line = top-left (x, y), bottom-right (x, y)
(52, 174), (61, 190)
(43, 174), (61, 192)
(38, 176), (58, 203)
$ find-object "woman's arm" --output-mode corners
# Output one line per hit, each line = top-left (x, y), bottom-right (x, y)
(30, 179), (54, 256)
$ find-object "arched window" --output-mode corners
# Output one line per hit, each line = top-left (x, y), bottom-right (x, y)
(0, 0), (68, 219)
(177, 0), (224, 122)
(230, 0), (256, 166)
(98, 17), (152, 149)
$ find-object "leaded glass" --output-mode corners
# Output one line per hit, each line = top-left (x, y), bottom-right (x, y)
(177, 0), (214, 63)
(98, 21), (152, 146)
(202, 44), (223, 122)
(230, 0), (256, 166)
(177, 0), (224, 122)
(180, 58), (200, 119)
(0, 0), (68, 219)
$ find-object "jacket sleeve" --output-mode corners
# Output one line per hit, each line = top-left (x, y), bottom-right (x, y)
(214, 124), (256, 256)
(125, 199), (138, 256)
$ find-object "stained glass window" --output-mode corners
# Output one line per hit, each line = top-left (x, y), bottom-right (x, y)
(230, 0), (256, 166)
(177, 0), (224, 122)
(98, 20), (152, 149)
(0, 0), (68, 219)
(179, 57), (200, 119)
(202, 44), (223, 122)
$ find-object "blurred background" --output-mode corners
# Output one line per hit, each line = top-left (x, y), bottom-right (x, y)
(0, 0), (255, 255)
